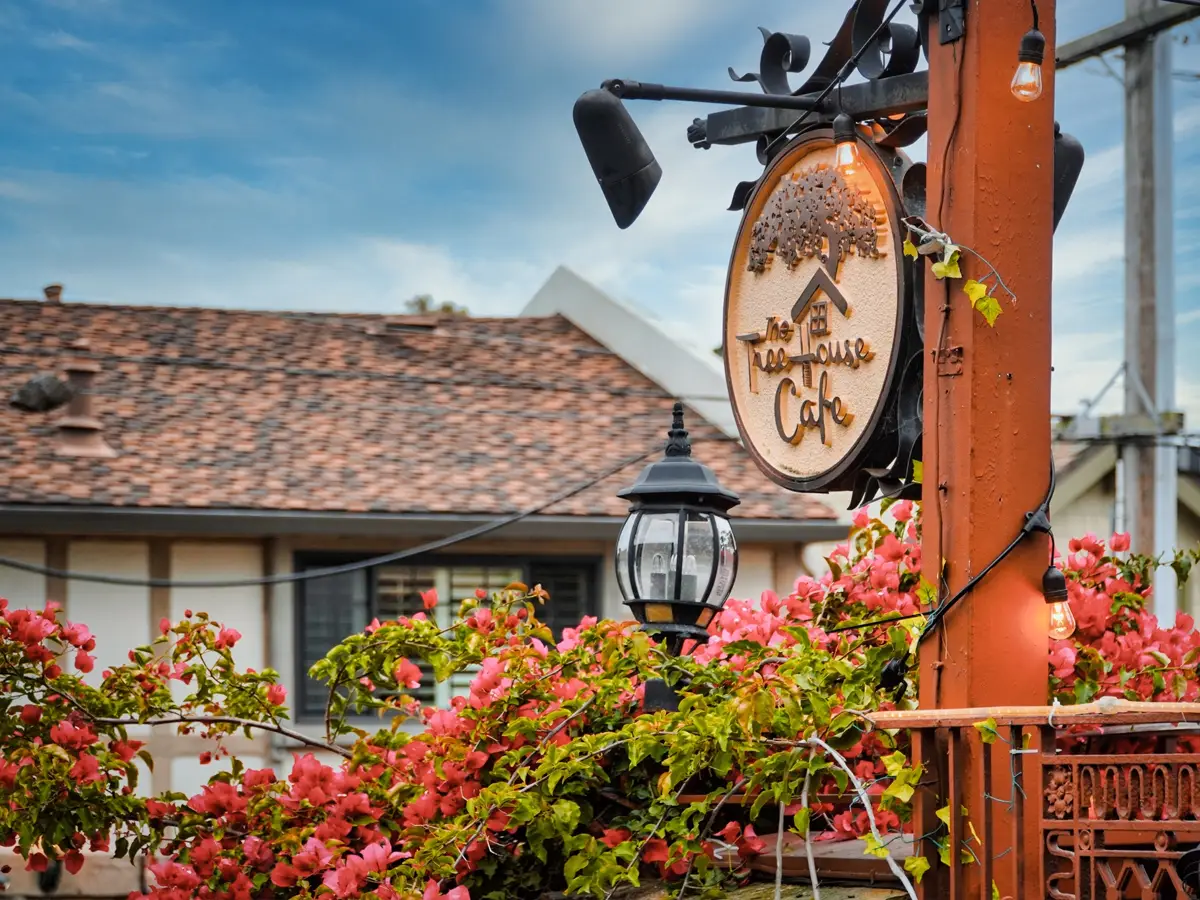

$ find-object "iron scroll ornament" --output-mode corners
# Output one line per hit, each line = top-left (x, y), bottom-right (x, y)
(722, 128), (923, 506)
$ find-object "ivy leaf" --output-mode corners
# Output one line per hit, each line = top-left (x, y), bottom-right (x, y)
(973, 717), (1000, 745)
(903, 239), (919, 259)
(911, 460), (923, 485)
(935, 804), (952, 826)
(862, 833), (891, 859)
(904, 855), (931, 883)
(931, 248), (962, 280)
(881, 750), (909, 778)
(976, 295), (1002, 327)
(962, 279), (988, 308)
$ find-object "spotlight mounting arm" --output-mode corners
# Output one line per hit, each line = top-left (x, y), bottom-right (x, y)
(601, 79), (827, 112)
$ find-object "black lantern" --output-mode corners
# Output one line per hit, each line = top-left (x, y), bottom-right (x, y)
(615, 402), (740, 652)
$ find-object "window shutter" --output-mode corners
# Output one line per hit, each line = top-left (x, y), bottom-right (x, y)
(297, 568), (369, 719)
(528, 560), (599, 638)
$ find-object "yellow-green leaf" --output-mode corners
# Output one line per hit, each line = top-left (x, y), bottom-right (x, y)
(904, 855), (931, 883)
(862, 834), (891, 859)
(976, 295), (1002, 327)
(881, 750), (909, 778)
(962, 279), (988, 307)
(974, 717), (1000, 745)
(935, 804), (951, 826)
(903, 239), (919, 259)
(931, 249), (962, 280)
(911, 460), (923, 485)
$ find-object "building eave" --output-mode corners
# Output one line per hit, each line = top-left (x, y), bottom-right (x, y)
(0, 504), (848, 544)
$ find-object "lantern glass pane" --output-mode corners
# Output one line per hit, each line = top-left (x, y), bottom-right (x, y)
(632, 512), (679, 601)
(680, 512), (717, 603)
(707, 517), (738, 608)
(614, 514), (636, 602)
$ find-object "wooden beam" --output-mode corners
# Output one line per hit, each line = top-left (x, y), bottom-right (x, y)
(1055, 4), (1200, 69)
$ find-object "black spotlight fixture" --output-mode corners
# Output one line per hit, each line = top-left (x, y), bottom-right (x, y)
(572, 88), (662, 229)
(615, 402), (740, 655)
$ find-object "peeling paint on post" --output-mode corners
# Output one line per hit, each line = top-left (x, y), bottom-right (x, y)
(916, 1), (1056, 898)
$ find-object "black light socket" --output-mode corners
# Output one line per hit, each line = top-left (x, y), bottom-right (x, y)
(1018, 29), (1046, 65)
(832, 112), (857, 146)
(1042, 566), (1068, 604)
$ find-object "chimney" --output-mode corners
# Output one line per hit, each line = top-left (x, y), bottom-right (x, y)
(56, 339), (117, 459)
(43, 284), (63, 304)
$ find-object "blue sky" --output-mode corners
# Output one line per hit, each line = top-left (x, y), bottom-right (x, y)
(0, 0), (1197, 420)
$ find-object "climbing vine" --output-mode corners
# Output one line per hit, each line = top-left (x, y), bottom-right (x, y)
(902, 215), (1017, 328)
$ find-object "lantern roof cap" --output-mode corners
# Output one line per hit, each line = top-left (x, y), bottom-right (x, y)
(618, 403), (741, 512)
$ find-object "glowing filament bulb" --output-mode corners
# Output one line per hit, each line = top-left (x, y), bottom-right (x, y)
(1012, 29), (1046, 103)
(1047, 601), (1076, 640)
(831, 112), (862, 177)
(1011, 61), (1043, 102)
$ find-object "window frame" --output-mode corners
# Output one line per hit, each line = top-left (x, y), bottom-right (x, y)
(292, 551), (602, 721)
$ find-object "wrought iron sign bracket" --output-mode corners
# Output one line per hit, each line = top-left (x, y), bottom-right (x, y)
(938, 0), (966, 45)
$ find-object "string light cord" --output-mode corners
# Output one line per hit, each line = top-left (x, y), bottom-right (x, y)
(826, 456), (1057, 640)
(0, 448), (660, 590)
(760, 0), (911, 160)
(917, 456), (1057, 644)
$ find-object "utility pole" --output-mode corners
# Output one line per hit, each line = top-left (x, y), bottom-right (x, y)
(1056, 1), (1195, 620)
(917, 1), (1055, 896)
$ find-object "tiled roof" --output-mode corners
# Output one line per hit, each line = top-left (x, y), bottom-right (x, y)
(0, 299), (837, 521)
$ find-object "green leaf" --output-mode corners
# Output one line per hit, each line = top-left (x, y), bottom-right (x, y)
(881, 751), (909, 778)
(973, 717), (1001, 745)
(793, 808), (812, 836)
(935, 804), (952, 826)
(962, 279), (988, 307)
(911, 460), (923, 485)
(903, 239), (919, 259)
(904, 855), (931, 883)
(976, 295), (1002, 327)
(1074, 679), (1099, 705)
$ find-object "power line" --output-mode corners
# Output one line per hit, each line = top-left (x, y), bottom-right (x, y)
(0, 447), (659, 590)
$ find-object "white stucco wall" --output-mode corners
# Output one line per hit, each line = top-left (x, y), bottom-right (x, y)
(730, 546), (774, 605)
(1050, 476), (1117, 547)
(167, 543), (266, 794)
(0, 539), (46, 608)
(67, 540), (151, 685)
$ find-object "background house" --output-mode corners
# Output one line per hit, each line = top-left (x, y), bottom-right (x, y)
(0, 276), (845, 807)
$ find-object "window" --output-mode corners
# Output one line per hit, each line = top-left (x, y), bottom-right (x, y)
(295, 555), (600, 720)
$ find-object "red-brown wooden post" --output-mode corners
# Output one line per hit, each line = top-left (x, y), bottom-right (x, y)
(917, 1), (1056, 897)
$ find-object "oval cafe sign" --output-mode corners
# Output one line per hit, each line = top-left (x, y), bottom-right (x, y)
(723, 129), (906, 493)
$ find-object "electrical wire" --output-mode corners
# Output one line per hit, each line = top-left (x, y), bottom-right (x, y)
(0, 447), (660, 589)
(826, 457), (1057, 640)
(759, 0), (912, 161)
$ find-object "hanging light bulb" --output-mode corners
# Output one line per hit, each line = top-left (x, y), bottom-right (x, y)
(832, 112), (862, 177)
(1043, 566), (1076, 640)
(1011, 28), (1046, 102)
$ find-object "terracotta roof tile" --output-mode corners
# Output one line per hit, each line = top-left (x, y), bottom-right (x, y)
(0, 299), (837, 521)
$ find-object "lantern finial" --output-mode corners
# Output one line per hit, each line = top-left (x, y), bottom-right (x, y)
(665, 401), (691, 458)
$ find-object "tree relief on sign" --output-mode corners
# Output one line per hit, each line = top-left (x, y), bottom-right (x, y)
(724, 139), (903, 493)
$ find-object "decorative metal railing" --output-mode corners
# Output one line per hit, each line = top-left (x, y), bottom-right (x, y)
(870, 701), (1200, 900)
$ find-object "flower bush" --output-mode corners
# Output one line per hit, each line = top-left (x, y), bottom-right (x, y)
(0, 502), (1195, 899)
